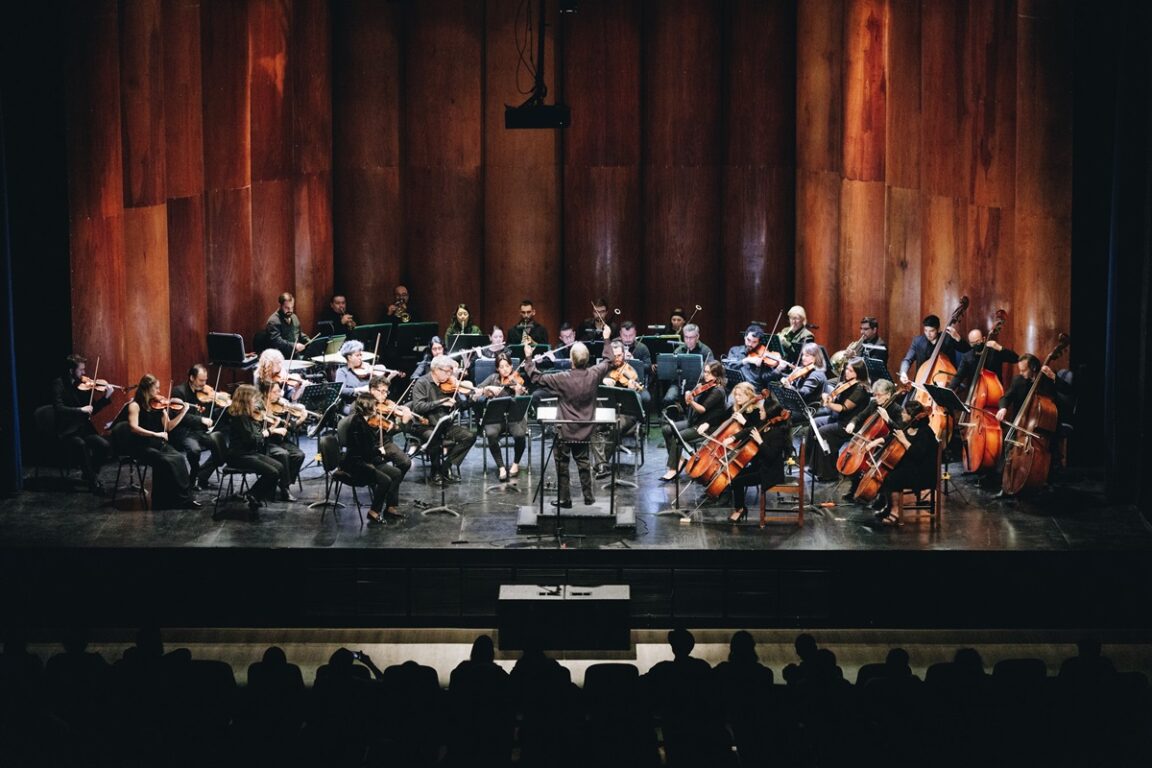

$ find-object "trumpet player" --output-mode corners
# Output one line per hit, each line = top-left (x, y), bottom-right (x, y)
(386, 284), (413, 323)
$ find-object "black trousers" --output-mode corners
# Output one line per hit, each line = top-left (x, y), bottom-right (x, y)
(555, 439), (593, 503)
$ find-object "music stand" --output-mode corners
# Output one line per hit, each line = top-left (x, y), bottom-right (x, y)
(770, 382), (826, 502)
(658, 409), (697, 519)
(656, 353), (704, 386)
(597, 386), (644, 490)
(301, 381), (344, 439)
(864, 356), (893, 383)
(392, 321), (438, 371)
(207, 331), (258, 370)
(641, 335), (680, 358)
(350, 323), (392, 348)
(446, 333), (489, 354)
(923, 383), (969, 496)
(479, 397), (516, 493)
(420, 413), (461, 516)
(508, 342), (548, 362)
(861, 343), (889, 362)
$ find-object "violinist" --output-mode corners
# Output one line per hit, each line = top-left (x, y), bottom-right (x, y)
(366, 374), (414, 480)
(123, 374), (198, 509)
(475, 353), (530, 481)
(522, 339), (613, 507)
(596, 340), (650, 477)
(264, 292), (307, 357)
(223, 384), (285, 517)
(257, 379), (305, 501)
(332, 339), (402, 408)
(663, 323), (716, 412)
(898, 315), (965, 386)
(867, 400), (938, 526)
(510, 299), (549, 345)
(412, 336), (446, 379)
(445, 303), (483, 340)
(659, 361), (729, 481)
(949, 328), (1018, 401)
(170, 363), (221, 490)
(783, 342), (828, 409)
(721, 384), (791, 523)
(724, 324), (776, 387)
(255, 348), (307, 402)
(50, 353), (114, 495)
(341, 392), (406, 524)
(808, 357), (871, 481)
(318, 293), (357, 336)
(409, 355), (478, 486)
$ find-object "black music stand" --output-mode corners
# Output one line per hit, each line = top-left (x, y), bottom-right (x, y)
(656, 353), (704, 388)
(420, 413), (461, 516)
(641, 335), (680, 358)
(924, 383), (968, 496)
(597, 386), (644, 490)
(770, 382), (825, 502)
(446, 333), (489, 354)
(659, 409), (697, 519)
(864, 356), (893, 383)
(861, 343), (889, 363)
(301, 381), (344, 440)
(350, 323), (392, 348)
(508, 342), (549, 362)
(479, 396), (517, 494)
(393, 322), (439, 370)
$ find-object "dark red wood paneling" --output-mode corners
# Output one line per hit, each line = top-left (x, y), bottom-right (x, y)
(120, 0), (167, 207)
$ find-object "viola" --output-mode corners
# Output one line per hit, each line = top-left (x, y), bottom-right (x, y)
(194, 384), (232, 409)
(1001, 334), (1069, 495)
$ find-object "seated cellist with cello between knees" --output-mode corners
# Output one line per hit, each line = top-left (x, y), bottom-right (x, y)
(720, 384), (791, 524)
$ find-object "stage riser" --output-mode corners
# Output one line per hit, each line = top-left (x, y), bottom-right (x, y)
(4, 548), (1149, 631)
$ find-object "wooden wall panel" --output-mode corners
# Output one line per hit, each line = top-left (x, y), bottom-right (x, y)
(123, 206), (172, 380)
(404, 0), (483, 328)
(796, 0), (843, 174)
(252, 179), (297, 322)
(163, 0), (205, 198)
(721, 0), (796, 346)
(967, 0), (1016, 208)
(1013, 214), (1071, 357)
(250, 0), (291, 183)
(292, 0), (332, 176)
(331, 0), (402, 321)
(795, 171), (841, 337)
(484, 0), (560, 336)
(921, 195), (967, 326)
(120, 0), (167, 207)
(920, 2), (967, 197)
(201, 0), (250, 191)
(205, 187), (254, 337)
(70, 215), (128, 385)
(885, 0), (920, 188)
(837, 179), (886, 347)
(967, 204), (1015, 348)
(842, 0), (886, 182)
(884, 186), (923, 354)
(641, 0), (721, 329)
(294, 173), (334, 326)
(561, 0), (642, 327)
(167, 196), (208, 371)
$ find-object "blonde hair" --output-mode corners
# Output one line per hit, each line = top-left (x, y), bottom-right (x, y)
(257, 348), (285, 383)
(788, 305), (808, 323)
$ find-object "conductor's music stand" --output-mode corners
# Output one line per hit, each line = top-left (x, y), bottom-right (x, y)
(420, 413), (461, 516)
(923, 383), (968, 497)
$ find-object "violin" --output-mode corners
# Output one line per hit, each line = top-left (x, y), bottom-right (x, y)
(77, 376), (128, 393)
(603, 363), (643, 391)
(149, 396), (187, 412)
(351, 363), (404, 381)
(439, 378), (478, 396)
(367, 402), (394, 431)
(784, 363), (815, 386)
(267, 396), (317, 427)
(688, 380), (718, 398)
(193, 384), (232, 409)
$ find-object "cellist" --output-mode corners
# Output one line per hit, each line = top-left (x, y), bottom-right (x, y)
(659, 361), (729, 481)
(719, 384), (790, 524)
(808, 357), (871, 481)
(840, 379), (904, 500)
(867, 400), (938, 527)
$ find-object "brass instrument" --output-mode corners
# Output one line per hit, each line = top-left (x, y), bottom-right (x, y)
(392, 297), (410, 323)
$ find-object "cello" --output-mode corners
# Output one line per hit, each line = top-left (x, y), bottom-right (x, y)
(684, 389), (769, 481)
(1001, 334), (1070, 495)
(960, 310), (1007, 472)
(852, 406), (932, 503)
(698, 409), (791, 498)
(910, 296), (969, 440)
(835, 382), (909, 476)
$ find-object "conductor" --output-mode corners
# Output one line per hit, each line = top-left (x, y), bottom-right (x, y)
(523, 339), (612, 508)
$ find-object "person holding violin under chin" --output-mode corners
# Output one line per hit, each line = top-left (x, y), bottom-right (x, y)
(332, 340), (402, 408)
(474, 352), (530, 481)
(783, 342), (829, 411)
(409, 355), (478, 486)
(593, 340), (650, 478)
(341, 392), (406, 524)
(223, 384), (286, 517)
(257, 379), (306, 501)
(170, 363), (224, 490)
(659, 360), (730, 481)
(807, 356), (871, 481)
(51, 353), (116, 494)
(124, 374), (198, 509)
(366, 374), (417, 479)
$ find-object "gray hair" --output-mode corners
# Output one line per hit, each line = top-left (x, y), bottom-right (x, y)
(338, 339), (364, 358)
(431, 355), (456, 372)
(872, 378), (895, 396)
(570, 342), (590, 369)
(683, 323), (700, 335)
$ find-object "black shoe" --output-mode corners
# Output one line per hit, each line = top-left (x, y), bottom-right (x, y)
(245, 494), (263, 510)
(87, 479), (106, 496)
(431, 474), (450, 487)
(583, 495), (596, 506)
(279, 489), (297, 502)
(550, 499), (573, 509)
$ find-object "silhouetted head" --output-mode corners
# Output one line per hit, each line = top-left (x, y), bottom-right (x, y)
(953, 647), (985, 675)
(668, 628), (696, 658)
(794, 633), (818, 662)
(262, 646), (287, 665)
(885, 647), (912, 676)
(328, 648), (355, 668)
(470, 634), (496, 664)
(728, 630), (758, 664)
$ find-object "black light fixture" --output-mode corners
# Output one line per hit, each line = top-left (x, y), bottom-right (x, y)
(505, 0), (571, 129)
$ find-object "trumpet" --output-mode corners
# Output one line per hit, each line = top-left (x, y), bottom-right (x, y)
(391, 298), (410, 323)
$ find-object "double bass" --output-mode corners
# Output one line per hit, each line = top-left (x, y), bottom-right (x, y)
(960, 310), (1007, 472)
(1001, 334), (1070, 495)
(911, 296), (969, 440)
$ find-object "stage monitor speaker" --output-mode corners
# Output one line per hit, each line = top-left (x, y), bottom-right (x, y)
(504, 104), (571, 129)
(497, 584), (629, 650)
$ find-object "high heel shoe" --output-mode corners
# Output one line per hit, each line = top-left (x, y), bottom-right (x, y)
(728, 507), (748, 523)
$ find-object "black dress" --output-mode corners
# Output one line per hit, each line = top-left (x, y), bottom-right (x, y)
(132, 406), (193, 509)
(340, 416), (403, 510)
